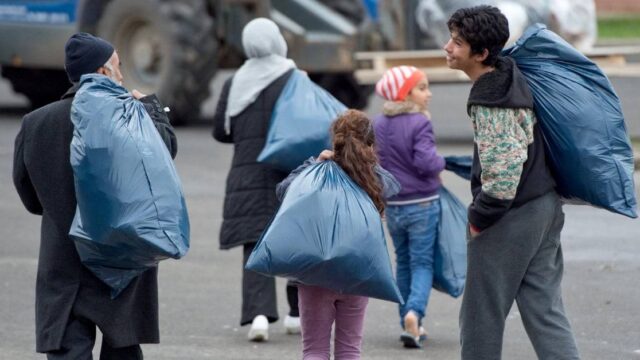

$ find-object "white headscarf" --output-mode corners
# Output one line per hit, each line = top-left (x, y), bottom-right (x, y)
(224, 18), (296, 134)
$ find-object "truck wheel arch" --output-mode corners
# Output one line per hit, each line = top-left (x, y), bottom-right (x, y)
(78, 0), (217, 125)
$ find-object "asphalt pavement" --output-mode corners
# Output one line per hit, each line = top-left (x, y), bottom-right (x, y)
(1, 75), (639, 359)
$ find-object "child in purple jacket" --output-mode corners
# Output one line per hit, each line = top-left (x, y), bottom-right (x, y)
(373, 66), (445, 348)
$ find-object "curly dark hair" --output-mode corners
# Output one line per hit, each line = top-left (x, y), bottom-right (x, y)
(331, 109), (385, 214)
(447, 5), (509, 66)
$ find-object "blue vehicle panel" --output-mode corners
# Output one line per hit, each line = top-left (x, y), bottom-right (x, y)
(0, 0), (77, 25)
(0, 1), (79, 67)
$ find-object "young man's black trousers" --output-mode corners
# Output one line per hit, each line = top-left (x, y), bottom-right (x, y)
(460, 191), (580, 360)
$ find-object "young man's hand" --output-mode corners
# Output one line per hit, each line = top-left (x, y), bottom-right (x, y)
(469, 223), (481, 238)
(317, 150), (335, 161)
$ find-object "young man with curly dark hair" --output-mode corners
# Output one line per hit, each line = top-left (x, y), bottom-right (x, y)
(444, 6), (581, 360)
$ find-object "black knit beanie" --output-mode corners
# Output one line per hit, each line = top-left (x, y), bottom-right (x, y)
(64, 32), (114, 83)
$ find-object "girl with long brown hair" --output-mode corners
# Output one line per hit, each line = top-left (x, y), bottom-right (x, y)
(275, 109), (400, 359)
(330, 109), (386, 214)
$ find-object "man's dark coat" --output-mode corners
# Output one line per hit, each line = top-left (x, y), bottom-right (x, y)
(13, 83), (177, 352)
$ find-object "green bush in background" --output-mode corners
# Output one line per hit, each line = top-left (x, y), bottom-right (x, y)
(598, 16), (640, 39)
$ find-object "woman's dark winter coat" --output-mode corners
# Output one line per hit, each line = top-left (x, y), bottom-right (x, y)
(12, 84), (177, 353)
(212, 69), (294, 249)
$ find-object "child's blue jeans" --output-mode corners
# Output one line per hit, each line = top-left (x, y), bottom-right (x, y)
(385, 199), (440, 327)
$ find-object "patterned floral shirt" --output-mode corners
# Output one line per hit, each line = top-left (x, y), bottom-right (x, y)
(470, 105), (536, 200)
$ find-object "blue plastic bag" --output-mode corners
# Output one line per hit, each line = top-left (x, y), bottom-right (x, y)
(257, 70), (347, 172)
(444, 155), (472, 181)
(433, 187), (467, 298)
(246, 161), (403, 303)
(69, 74), (190, 298)
(503, 24), (637, 218)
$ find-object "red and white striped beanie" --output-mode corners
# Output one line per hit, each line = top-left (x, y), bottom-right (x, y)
(375, 66), (425, 102)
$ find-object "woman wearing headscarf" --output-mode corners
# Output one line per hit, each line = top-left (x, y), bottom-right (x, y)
(212, 18), (299, 342)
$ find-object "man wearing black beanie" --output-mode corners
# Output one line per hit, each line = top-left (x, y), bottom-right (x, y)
(64, 32), (116, 83)
(13, 32), (178, 360)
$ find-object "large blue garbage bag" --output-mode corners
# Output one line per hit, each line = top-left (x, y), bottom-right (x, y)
(257, 70), (347, 172)
(69, 74), (190, 298)
(503, 24), (637, 218)
(444, 155), (472, 181)
(433, 187), (467, 298)
(246, 161), (403, 303)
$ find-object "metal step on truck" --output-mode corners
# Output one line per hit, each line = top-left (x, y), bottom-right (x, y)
(354, 45), (640, 85)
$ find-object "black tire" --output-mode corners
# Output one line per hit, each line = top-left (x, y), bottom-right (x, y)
(97, 0), (217, 125)
(309, 73), (373, 110)
(1, 67), (71, 108)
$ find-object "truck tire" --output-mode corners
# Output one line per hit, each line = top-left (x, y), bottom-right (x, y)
(97, 0), (216, 125)
(2, 67), (70, 108)
(310, 73), (373, 110)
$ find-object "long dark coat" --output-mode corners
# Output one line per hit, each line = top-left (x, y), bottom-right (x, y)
(212, 70), (293, 249)
(12, 84), (178, 353)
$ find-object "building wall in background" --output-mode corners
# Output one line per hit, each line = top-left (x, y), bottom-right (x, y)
(595, 0), (640, 13)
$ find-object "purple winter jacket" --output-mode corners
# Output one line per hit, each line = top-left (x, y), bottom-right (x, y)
(373, 103), (445, 202)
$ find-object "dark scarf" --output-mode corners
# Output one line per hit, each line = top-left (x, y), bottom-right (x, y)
(467, 56), (533, 115)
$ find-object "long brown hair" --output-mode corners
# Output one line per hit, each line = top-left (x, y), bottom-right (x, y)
(331, 110), (385, 214)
